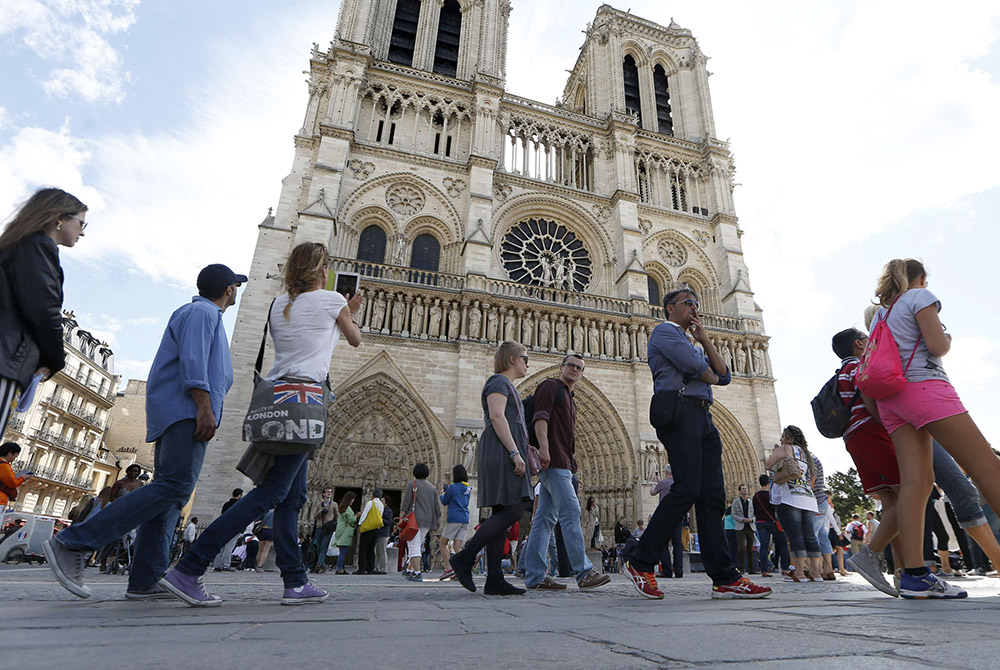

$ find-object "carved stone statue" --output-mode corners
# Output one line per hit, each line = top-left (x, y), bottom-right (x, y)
(370, 291), (386, 332)
(428, 300), (442, 338)
(448, 302), (461, 339)
(636, 326), (648, 359)
(521, 314), (534, 348)
(588, 321), (600, 356)
(468, 301), (482, 340)
(752, 344), (767, 376)
(735, 343), (748, 374)
(618, 324), (630, 359)
(720, 340), (733, 371)
(537, 316), (550, 349)
(410, 300), (425, 338)
(460, 431), (478, 474)
(486, 307), (499, 342)
(572, 320), (585, 353)
(391, 297), (406, 333)
(503, 310), (515, 341)
(554, 316), (567, 351)
(603, 324), (614, 358)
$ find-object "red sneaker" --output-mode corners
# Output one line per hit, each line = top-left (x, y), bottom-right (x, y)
(712, 576), (772, 599)
(624, 561), (664, 600)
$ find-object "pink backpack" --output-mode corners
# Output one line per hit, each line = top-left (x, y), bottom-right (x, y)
(856, 297), (920, 400)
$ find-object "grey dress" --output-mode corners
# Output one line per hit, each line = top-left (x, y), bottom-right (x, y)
(477, 374), (534, 507)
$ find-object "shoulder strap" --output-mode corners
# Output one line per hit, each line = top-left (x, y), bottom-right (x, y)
(880, 296), (922, 375)
(254, 298), (278, 375)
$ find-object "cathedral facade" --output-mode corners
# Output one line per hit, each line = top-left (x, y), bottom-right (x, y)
(192, 1), (781, 530)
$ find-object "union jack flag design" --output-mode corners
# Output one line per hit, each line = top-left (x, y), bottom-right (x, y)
(273, 381), (324, 405)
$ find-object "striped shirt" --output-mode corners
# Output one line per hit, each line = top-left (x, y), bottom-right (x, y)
(838, 357), (870, 438)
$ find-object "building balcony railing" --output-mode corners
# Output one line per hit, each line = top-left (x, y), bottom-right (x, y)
(32, 428), (99, 461)
(333, 255), (772, 377)
(42, 394), (104, 430)
(55, 365), (116, 404)
(11, 460), (92, 491)
(6, 415), (25, 435)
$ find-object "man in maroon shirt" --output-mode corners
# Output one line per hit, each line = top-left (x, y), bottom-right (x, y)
(522, 354), (610, 591)
(752, 474), (788, 577)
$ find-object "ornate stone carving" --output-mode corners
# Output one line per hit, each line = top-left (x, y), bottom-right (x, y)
(386, 183), (425, 216)
(442, 177), (466, 198)
(658, 240), (688, 267)
(494, 183), (512, 201)
(501, 218), (592, 291)
(592, 204), (611, 221)
(735, 343), (748, 374)
(468, 301), (483, 341)
(486, 307), (499, 343)
(693, 230), (711, 247)
(537, 315), (551, 350)
(448, 302), (461, 339)
(370, 291), (387, 332)
(350, 160), (375, 180)
(428, 299), (443, 339)
(638, 218), (652, 236)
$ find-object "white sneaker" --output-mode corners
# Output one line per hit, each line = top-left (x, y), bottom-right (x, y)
(847, 546), (898, 597)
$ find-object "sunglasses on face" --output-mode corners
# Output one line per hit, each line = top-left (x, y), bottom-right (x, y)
(520, 355), (529, 363)
(673, 298), (699, 309)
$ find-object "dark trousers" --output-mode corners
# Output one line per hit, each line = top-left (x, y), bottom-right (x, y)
(357, 530), (377, 574)
(658, 523), (684, 577)
(725, 529), (738, 564)
(736, 525), (756, 573)
(756, 521), (789, 572)
(631, 402), (739, 585)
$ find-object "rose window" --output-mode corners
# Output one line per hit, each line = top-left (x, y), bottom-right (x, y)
(501, 218), (592, 292)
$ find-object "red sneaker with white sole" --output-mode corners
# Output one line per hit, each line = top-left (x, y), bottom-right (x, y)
(624, 561), (664, 600)
(712, 576), (772, 599)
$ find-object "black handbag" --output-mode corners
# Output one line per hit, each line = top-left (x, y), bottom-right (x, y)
(649, 390), (681, 430)
(241, 299), (333, 456)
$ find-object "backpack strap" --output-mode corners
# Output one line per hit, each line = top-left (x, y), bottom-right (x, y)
(877, 296), (922, 376)
(254, 298), (278, 375)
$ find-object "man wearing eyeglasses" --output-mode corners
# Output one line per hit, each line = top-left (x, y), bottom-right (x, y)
(624, 289), (771, 600)
(522, 354), (611, 592)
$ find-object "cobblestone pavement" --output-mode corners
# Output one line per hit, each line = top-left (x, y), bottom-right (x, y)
(2, 565), (999, 669)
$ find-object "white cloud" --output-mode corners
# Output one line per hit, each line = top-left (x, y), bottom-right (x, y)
(0, 107), (8, 129)
(127, 317), (160, 327)
(0, 0), (138, 103)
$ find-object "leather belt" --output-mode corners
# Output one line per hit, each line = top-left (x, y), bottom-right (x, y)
(679, 395), (712, 409)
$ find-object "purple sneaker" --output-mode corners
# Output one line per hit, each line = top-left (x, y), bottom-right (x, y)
(281, 582), (328, 606)
(159, 568), (222, 607)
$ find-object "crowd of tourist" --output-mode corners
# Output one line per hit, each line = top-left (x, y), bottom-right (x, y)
(0, 187), (995, 606)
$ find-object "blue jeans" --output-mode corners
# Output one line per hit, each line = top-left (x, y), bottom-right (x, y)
(756, 521), (789, 572)
(177, 452), (309, 588)
(523, 468), (593, 586)
(933, 440), (987, 528)
(336, 545), (350, 571)
(56, 419), (206, 591)
(776, 504), (821, 558)
(814, 502), (833, 554)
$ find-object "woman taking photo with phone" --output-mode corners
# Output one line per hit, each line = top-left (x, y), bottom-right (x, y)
(0, 188), (87, 436)
(162, 241), (363, 606)
(448, 341), (533, 595)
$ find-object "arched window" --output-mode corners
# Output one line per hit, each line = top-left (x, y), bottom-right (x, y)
(653, 64), (673, 136)
(357, 225), (387, 264)
(623, 55), (642, 125)
(432, 0), (462, 77)
(647, 275), (661, 308)
(410, 233), (441, 272)
(388, 0), (421, 67)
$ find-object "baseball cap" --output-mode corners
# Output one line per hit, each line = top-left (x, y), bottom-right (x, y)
(197, 264), (248, 296)
(372, 488), (384, 498)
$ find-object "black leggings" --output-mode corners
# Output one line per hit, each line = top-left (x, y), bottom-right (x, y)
(462, 502), (526, 586)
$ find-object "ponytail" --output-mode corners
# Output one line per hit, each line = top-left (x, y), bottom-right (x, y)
(874, 258), (926, 307)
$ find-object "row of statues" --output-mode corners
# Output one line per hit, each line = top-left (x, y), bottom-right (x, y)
(358, 289), (771, 375)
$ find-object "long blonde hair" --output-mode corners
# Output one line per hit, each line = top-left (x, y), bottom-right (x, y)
(874, 258), (925, 307)
(282, 242), (328, 319)
(0, 187), (87, 251)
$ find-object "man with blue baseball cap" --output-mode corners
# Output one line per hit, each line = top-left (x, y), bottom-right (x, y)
(45, 263), (246, 601)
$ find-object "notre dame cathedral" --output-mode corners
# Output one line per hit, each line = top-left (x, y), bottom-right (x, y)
(191, 1), (781, 531)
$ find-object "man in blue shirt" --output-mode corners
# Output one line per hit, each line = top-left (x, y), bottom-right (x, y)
(45, 264), (245, 600)
(624, 288), (771, 601)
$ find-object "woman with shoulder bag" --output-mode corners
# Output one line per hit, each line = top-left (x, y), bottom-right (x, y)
(764, 426), (822, 582)
(447, 341), (534, 596)
(399, 463), (441, 581)
(333, 491), (357, 574)
(0, 188), (87, 436)
(162, 242), (362, 606)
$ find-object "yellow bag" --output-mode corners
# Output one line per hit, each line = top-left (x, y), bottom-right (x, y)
(359, 501), (384, 533)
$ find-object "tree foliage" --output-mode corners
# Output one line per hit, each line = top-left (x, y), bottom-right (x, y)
(826, 468), (870, 522)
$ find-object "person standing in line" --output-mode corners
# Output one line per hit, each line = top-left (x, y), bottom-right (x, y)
(764, 426), (822, 582)
(0, 443), (29, 507)
(522, 354), (610, 592)
(375, 493), (393, 574)
(0, 188), (86, 438)
(333, 492), (357, 575)
(650, 467), (684, 579)
(311, 487), (335, 573)
(625, 289), (770, 600)
(448, 342), (534, 596)
(438, 465), (472, 581)
(355, 490), (385, 575)
(752, 474), (788, 578)
(44, 263), (244, 600)
(584, 497), (601, 550)
(161, 241), (361, 605)
(399, 464), (440, 581)
(182, 517), (199, 555)
(212, 488), (244, 572)
(730, 484), (756, 574)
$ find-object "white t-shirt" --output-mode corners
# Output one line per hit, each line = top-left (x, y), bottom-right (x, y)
(769, 445), (818, 513)
(266, 290), (348, 382)
(876, 288), (948, 383)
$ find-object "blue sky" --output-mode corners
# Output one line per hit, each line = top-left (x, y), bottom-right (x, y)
(2, 1), (999, 475)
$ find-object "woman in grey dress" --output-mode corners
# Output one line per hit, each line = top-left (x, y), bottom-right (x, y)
(449, 341), (534, 595)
